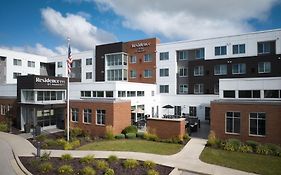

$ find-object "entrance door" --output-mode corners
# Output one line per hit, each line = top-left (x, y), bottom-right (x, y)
(205, 107), (210, 121)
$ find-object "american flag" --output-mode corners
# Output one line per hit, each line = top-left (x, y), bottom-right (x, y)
(67, 42), (73, 75)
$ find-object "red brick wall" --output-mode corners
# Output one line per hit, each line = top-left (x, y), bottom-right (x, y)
(0, 98), (17, 123)
(146, 118), (186, 139)
(211, 101), (281, 145)
(69, 100), (131, 137)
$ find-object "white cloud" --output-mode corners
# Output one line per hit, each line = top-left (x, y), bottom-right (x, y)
(94, 0), (279, 40)
(41, 7), (117, 50)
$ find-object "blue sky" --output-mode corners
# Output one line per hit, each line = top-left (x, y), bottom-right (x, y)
(0, 0), (281, 56)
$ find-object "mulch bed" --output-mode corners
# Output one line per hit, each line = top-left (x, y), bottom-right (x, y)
(20, 157), (173, 175)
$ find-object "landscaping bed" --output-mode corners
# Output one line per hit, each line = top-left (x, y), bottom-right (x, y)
(20, 155), (173, 175)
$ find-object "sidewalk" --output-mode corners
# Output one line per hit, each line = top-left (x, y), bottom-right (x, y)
(0, 132), (254, 175)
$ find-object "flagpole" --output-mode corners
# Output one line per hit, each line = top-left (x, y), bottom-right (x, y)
(66, 38), (70, 142)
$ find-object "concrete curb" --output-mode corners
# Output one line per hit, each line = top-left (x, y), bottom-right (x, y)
(169, 168), (181, 175)
(12, 150), (32, 175)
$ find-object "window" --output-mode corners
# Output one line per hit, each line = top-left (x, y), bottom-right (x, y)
(144, 69), (152, 78)
(130, 70), (137, 78)
(13, 59), (22, 66)
(258, 41), (273, 54)
(137, 91), (145, 96)
(28, 61), (35, 67)
(160, 85), (169, 93)
(96, 110), (106, 125)
(214, 64), (227, 75)
(194, 66), (204, 76)
(130, 55), (137, 63)
(232, 63), (246, 74)
(239, 90), (260, 98)
(86, 58), (92, 65)
(160, 52), (169, 60)
(214, 83), (219, 95)
(127, 91), (136, 97)
(118, 91), (126, 97)
(71, 108), (79, 122)
(81, 91), (91, 97)
(179, 84), (188, 94)
(0, 105), (7, 115)
(83, 109), (92, 123)
(226, 112), (240, 134)
(179, 68), (187, 77)
(258, 62), (271, 73)
(160, 68), (169, 77)
(23, 91), (34, 101)
(105, 91), (113, 97)
(189, 106), (197, 116)
(72, 60), (81, 68)
(107, 69), (123, 81)
(107, 54), (122, 66)
(195, 48), (205, 59)
(36, 91), (64, 101)
(223, 90), (235, 98)
(264, 90), (280, 98)
(144, 54), (152, 62)
(177, 50), (188, 60)
(194, 84), (204, 94)
(86, 72), (92, 79)
(233, 44), (245, 54)
(250, 112), (266, 136)
(57, 62), (63, 68)
(93, 91), (104, 97)
(215, 46), (227, 56)
(13, 72), (21, 79)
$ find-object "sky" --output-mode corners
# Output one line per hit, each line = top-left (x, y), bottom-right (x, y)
(0, 0), (281, 57)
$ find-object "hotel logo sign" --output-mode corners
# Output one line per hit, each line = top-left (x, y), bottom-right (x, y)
(131, 42), (151, 53)
(35, 77), (66, 87)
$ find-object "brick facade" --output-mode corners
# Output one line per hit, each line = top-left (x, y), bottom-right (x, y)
(211, 101), (281, 145)
(69, 100), (131, 137)
(146, 118), (186, 139)
(0, 98), (17, 123)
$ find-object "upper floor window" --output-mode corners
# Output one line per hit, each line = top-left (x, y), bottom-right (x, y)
(238, 90), (260, 98)
(177, 50), (188, 60)
(160, 68), (169, 77)
(93, 91), (104, 98)
(130, 70), (137, 78)
(195, 48), (205, 59)
(179, 68), (187, 77)
(258, 62), (271, 74)
(81, 91), (91, 98)
(233, 44), (245, 54)
(215, 46), (227, 56)
(223, 90), (235, 98)
(214, 64), (227, 75)
(105, 91), (113, 97)
(13, 59), (22, 66)
(194, 84), (204, 94)
(71, 108), (79, 122)
(13, 72), (21, 79)
(258, 41), (275, 55)
(160, 85), (169, 93)
(107, 69), (123, 81)
(107, 54), (123, 66)
(232, 63), (246, 74)
(86, 72), (92, 79)
(57, 62), (63, 68)
(179, 84), (188, 94)
(144, 69), (152, 78)
(127, 91), (136, 97)
(118, 91), (126, 97)
(264, 90), (280, 98)
(137, 91), (145, 96)
(249, 112), (266, 136)
(28, 61), (35, 68)
(130, 55), (137, 63)
(160, 52), (169, 60)
(194, 66), (204, 76)
(96, 109), (106, 125)
(86, 58), (92, 65)
(225, 112), (240, 134)
(144, 54), (152, 62)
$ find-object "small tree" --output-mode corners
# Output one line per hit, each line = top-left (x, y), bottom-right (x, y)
(105, 125), (114, 140)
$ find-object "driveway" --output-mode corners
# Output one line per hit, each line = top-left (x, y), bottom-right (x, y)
(0, 139), (17, 175)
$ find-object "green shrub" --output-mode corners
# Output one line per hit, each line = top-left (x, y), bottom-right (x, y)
(81, 166), (96, 175)
(108, 155), (119, 163)
(104, 168), (114, 175)
(125, 133), (136, 139)
(71, 139), (81, 148)
(143, 160), (156, 169)
(238, 145), (253, 153)
(56, 138), (67, 146)
(123, 159), (139, 169)
(70, 127), (83, 138)
(207, 130), (219, 147)
(143, 132), (159, 141)
(115, 134), (125, 139)
(35, 134), (47, 142)
(41, 151), (51, 161)
(80, 155), (95, 164)
(61, 154), (73, 161)
(266, 143), (281, 156)
(183, 133), (190, 141)
(245, 140), (259, 151)
(171, 136), (183, 144)
(147, 169), (159, 175)
(45, 139), (58, 147)
(136, 132), (145, 138)
(30, 159), (40, 169)
(0, 122), (8, 132)
(57, 165), (74, 175)
(95, 160), (109, 170)
(39, 162), (53, 173)
(225, 139), (241, 151)
(256, 144), (273, 155)
(105, 125), (114, 140)
(63, 142), (73, 150)
(122, 125), (138, 134)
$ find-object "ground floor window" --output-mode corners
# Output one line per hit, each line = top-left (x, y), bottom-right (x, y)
(96, 110), (106, 125)
(37, 109), (56, 127)
(249, 112), (266, 136)
(83, 109), (92, 123)
(71, 108), (79, 122)
(225, 112), (240, 134)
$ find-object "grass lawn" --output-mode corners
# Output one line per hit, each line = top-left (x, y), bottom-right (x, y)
(77, 139), (184, 155)
(200, 147), (281, 175)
